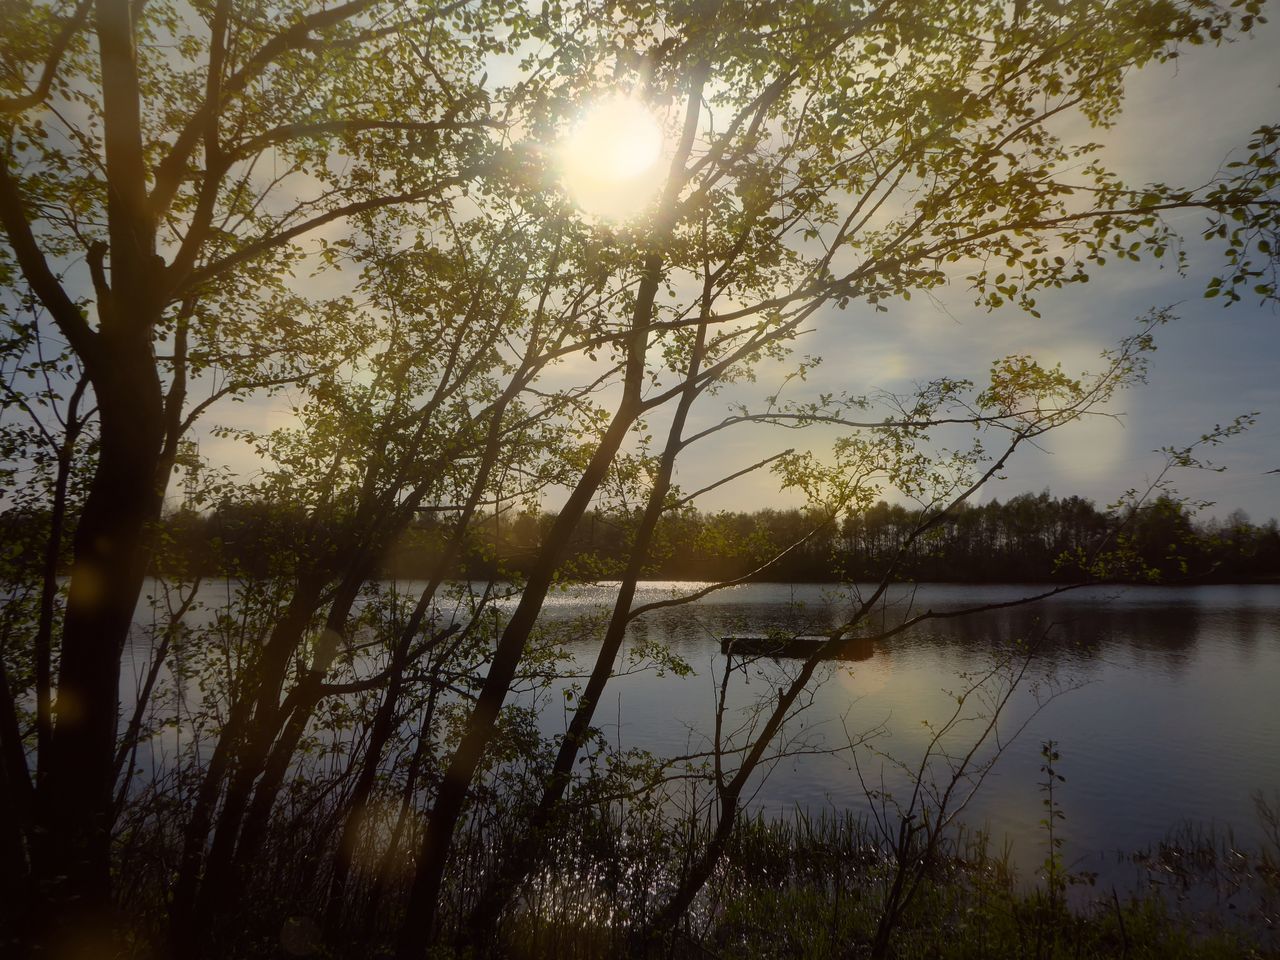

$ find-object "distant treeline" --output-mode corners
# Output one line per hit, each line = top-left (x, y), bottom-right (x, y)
(32, 490), (1269, 584)
(455, 492), (1277, 583)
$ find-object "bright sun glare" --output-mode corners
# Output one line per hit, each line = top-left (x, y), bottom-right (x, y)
(559, 95), (665, 220)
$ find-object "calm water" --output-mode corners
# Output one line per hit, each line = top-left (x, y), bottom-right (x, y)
(124, 580), (1280, 882)
(491, 581), (1280, 881)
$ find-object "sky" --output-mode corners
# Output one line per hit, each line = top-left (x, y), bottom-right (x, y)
(661, 19), (1280, 521)
(200, 14), (1280, 524)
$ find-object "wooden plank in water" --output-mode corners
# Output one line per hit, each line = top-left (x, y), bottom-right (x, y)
(720, 635), (875, 661)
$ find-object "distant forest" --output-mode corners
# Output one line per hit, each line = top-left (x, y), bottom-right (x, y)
(17, 490), (1268, 585)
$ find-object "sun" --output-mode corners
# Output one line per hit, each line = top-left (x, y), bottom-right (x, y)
(559, 94), (665, 220)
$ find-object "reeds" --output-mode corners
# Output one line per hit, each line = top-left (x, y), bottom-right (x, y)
(111, 776), (1280, 959)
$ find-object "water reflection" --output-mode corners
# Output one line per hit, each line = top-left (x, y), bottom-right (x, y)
(120, 580), (1280, 888)
(523, 581), (1280, 883)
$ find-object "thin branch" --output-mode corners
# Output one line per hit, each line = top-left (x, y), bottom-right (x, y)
(0, 0), (94, 115)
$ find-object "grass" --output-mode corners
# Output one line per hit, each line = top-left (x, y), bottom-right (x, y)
(465, 808), (1280, 960)
(109, 761), (1280, 959)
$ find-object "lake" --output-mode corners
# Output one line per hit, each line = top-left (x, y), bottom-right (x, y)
(124, 580), (1280, 886)
(488, 581), (1280, 884)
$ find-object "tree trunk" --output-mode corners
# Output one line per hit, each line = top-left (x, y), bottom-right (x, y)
(168, 578), (323, 957)
(328, 417), (506, 918)
(464, 321), (709, 938)
(37, 336), (165, 956)
(28, 0), (165, 951)
(326, 583), (444, 917)
(35, 379), (87, 796)
(394, 384), (646, 959)
(394, 67), (705, 954)
(0, 655), (35, 891)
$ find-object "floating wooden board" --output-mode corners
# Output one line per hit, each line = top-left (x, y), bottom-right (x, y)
(719, 635), (875, 661)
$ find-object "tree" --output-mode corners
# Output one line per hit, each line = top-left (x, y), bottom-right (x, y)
(1, 0), (1276, 957)
(387, 0), (1274, 951)
(0, 0), (522, 947)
